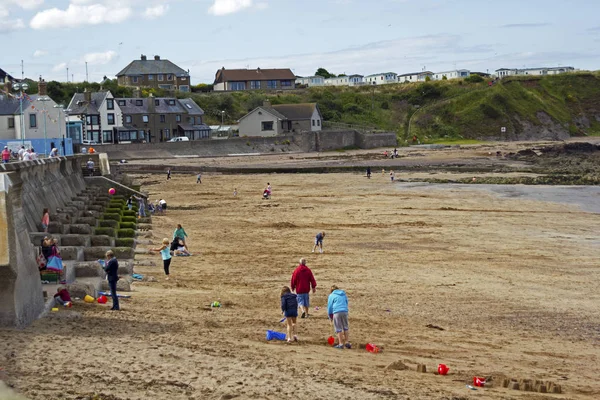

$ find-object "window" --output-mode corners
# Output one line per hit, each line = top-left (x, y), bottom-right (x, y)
(179, 85), (190, 92)
(229, 81), (246, 91)
(132, 76), (139, 83)
(167, 74), (174, 81)
(185, 104), (192, 109)
(317, 120), (320, 126)
(86, 115), (99, 125)
(117, 100), (126, 106)
(160, 115), (166, 123)
(180, 76), (187, 81)
(125, 115), (132, 124)
(195, 116), (202, 124)
(158, 84), (172, 90)
(136, 100), (143, 106)
(188, 117), (194, 124)
(148, 74), (154, 81)
(155, 99), (160, 106)
(142, 115), (149, 123)
(267, 80), (277, 89)
(261, 121), (274, 131)
(250, 81), (261, 89)
(107, 113), (115, 125)
(158, 74), (164, 81)
(176, 114), (181, 122)
(106, 99), (114, 110)
(312, 120), (315, 126)
(8, 117), (14, 128)
(103, 130), (112, 143)
(281, 80), (292, 87)
(168, 100), (176, 106)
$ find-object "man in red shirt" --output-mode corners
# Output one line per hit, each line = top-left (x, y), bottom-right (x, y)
(291, 258), (317, 318)
(1, 146), (11, 164)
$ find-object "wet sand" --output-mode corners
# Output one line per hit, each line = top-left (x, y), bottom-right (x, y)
(2, 172), (599, 399)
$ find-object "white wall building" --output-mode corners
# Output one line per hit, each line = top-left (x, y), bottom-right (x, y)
(364, 72), (398, 85)
(432, 69), (470, 80)
(495, 66), (575, 78)
(397, 71), (434, 83)
(0, 93), (62, 142)
(295, 76), (326, 87)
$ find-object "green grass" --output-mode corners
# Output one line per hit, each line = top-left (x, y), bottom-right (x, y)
(427, 138), (483, 145)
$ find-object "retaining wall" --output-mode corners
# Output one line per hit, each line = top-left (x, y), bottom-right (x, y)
(0, 156), (89, 327)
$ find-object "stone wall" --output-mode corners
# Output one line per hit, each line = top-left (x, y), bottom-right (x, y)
(0, 156), (87, 327)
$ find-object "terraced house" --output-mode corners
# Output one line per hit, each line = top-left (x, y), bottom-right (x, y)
(116, 55), (191, 92)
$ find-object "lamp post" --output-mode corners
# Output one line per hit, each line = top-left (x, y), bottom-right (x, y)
(54, 104), (65, 155)
(39, 96), (52, 157)
(12, 82), (29, 146)
(221, 110), (225, 126)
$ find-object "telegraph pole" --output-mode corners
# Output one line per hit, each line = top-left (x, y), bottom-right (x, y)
(85, 62), (89, 82)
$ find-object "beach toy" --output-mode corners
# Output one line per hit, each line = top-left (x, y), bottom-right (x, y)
(473, 377), (486, 387)
(211, 301), (221, 308)
(279, 317), (286, 323)
(438, 364), (449, 375)
(64, 301), (72, 308)
(84, 295), (95, 303)
(327, 336), (335, 346)
(466, 385), (477, 390)
(51, 307), (59, 312)
(365, 343), (380, 353)
(266, 330), (287, 341)
(108, 188), (116, 195)
(97, 295), (108, 304)
(314, 306), (320, 311)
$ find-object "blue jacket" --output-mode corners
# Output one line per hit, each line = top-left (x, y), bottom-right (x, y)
(105, 257), (119, 282)
(281, 292), (298, 315)
(328, 289), (349, 316)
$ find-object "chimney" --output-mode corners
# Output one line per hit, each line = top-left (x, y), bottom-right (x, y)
(263, 100), (271, 108)
(257, 67), (261, 73)
(5, 81), (12, 93)
(154, 55), (160, 61)
(148, 93), (156, 114)
(141, 54), (147, 61)
(38, 76), (47, 96)
(83, 88), (91, 103)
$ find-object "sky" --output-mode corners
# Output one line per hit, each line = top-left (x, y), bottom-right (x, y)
(1, 0), (599, 84)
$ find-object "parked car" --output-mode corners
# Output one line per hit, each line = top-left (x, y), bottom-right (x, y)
(82, 140), (98, 145)
(168, 136), (190, 142)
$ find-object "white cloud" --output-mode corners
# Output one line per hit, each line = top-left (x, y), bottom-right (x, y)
(0, 0), (44, 10)
(208, 0), (254, 16)
(30, 3), (133, 29)
(143, 4), (169, 19)
(52, 62), (67, 72)
(33, 49), (48, 57)
(81, 50), (117, 65)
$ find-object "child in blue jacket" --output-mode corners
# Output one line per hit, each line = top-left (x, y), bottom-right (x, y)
(328, 285), (350, 349)
(281, 286), (298, 342)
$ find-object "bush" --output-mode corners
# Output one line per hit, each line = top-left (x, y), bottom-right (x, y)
(465, 74), (484, 83)
(102, 213), (121, 222)
(115, 238), (135, 248)
(105, 208), (124, 214)
(122, 210), (137, 217)
(425, 76), (431, 82)
(480, 103), (501, 119)
(95, 227), (116, 237)
(111, 195), (126, 201)
(121, 216), (137, 223)
(98, 220), (119, 228)
(117, 228), (135, 238)
(119, 222), (137, 230)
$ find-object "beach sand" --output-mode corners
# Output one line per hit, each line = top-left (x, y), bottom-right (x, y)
(2, 172), (599, 399)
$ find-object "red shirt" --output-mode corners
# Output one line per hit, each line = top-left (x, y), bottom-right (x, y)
(54, 289), (71, 302)
(1, 149), (10, 161)
(291, 264), (317, 294)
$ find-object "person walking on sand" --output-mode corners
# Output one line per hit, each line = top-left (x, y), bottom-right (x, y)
(390, 170), (395, 182)
(167, 169), (171, 180)
(41, 208), (50, 232)
(103, 250), (120, 311)
(291, 258), (317, 319)
(159, 198), (167, 214)
(366, 167), (371, 179)
(281, 286), (298, 342)
(328, 285), (350, 349)
(196, 172), (202, 184)
(173, 224), (189, 250)
(312, 231), (325, 254)
(150, 238), (173, 280)
(233, 188), (237, 197)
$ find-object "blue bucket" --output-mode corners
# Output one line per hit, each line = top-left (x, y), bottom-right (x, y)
(266, 330), (287, 341)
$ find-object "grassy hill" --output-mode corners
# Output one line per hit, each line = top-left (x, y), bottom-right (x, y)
(11, 72), (599, 143)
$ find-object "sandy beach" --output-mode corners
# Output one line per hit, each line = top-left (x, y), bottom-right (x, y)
(2, 171), (599, 399)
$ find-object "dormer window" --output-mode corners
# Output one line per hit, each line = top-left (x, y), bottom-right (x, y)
(136, 100), (143, 106)
(155, 99), (160, 106)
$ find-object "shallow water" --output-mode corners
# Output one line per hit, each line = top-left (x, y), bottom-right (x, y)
(401, 183), (600, 214)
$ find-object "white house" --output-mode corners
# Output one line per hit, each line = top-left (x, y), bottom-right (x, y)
(364, 72), (398, 85)
(238, 101), (322, 137)
(432, 69), (470, 80)
(67, 90), (123, 144)
(348, 74), (365, 86)
(295, 76), (326, 87)
(397, 71), (434, 83)
(495, 66), (575, 78)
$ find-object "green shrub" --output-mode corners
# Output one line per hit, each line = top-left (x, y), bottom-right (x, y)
(95, 227), (116, 237)
(111, 195), (125, 201)
(98, 220), (119, 228)
(115, 238), (135, 248)
(102, 213), (121, 222)
(480, 103), (501, 119)
(121, 216), (137, 223)
(122, 210), (137, 217)
(465, 74), (484, 83)
(119, 222), (137, 229)
(117, 228), (135, 238)
(105, 208), (124, 214)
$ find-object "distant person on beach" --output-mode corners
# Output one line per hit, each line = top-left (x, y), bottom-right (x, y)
(393, 148), (398, 158)
(41, 208), (49, 232)
(127, 196), (133, 211)
(151, 238), (173, 280)
(86, 158), (94, 176)
(159, 199), (167, 214)
(196, 172), (202, 184)
(174, 239), (192, 256)
(103, 250), (120, 311)
(262, 187), (270, 200)
(49, 148), (59, 158)
(18, 146), (25, 161)
(233, 188), (237, 197)
(383, 150), (388, 158)
(312, 231), (325, 254)
(291, 258), (317, 319)
(2, 146), (10, 164)
(134, 195), (146, 217)
(390, 170), (395, 182)
(267, 183), (272, 195)
(328, 285), (350, 349)
(22, 149), (31, 161)
(53, 287), (72, 307)
(366, 167), (371, 179)
(173, 224), (188, 250)
(280, 286), (298, 342)
(167, 169), (171, 180)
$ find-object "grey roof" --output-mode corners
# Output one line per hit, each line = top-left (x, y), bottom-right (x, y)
(178, 123), (211, 131)
(178, 98), (204, 115)
(0, 94), (20, 115)
(271, 103), (319, 120)
(67, 92), (108, 115)
(119, 97), (204, 115)
(116, 59), (189, 77)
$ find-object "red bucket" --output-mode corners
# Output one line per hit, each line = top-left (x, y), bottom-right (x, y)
(437, 364), (449, 375)
(473, 376), (486, 387)
(327, 336), (335, 346)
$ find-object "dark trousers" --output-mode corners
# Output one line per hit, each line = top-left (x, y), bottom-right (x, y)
(109, 279), (119, 310)
(163, 258), (172, 275)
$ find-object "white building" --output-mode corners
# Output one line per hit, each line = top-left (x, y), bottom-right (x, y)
(238, 101), (322, 137)
(324, 74), (364, 87)
(495, 66), (575, 78)
(66, 90), (123, 144)
(295, 76), (326, 87)
(397, 71), (434, 83)
(364, 72), (398, 85)
(432, 69), (470, 80)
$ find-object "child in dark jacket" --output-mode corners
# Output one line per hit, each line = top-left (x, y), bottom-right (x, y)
(281, 286), (298, 342)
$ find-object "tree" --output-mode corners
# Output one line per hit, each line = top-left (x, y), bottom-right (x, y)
(315, 68), (335, 79)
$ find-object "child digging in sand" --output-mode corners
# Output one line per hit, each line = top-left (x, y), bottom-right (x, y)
(150, 238), (173, 280)
(328, 285), (350, 349)
(280, 286), (298, 342)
